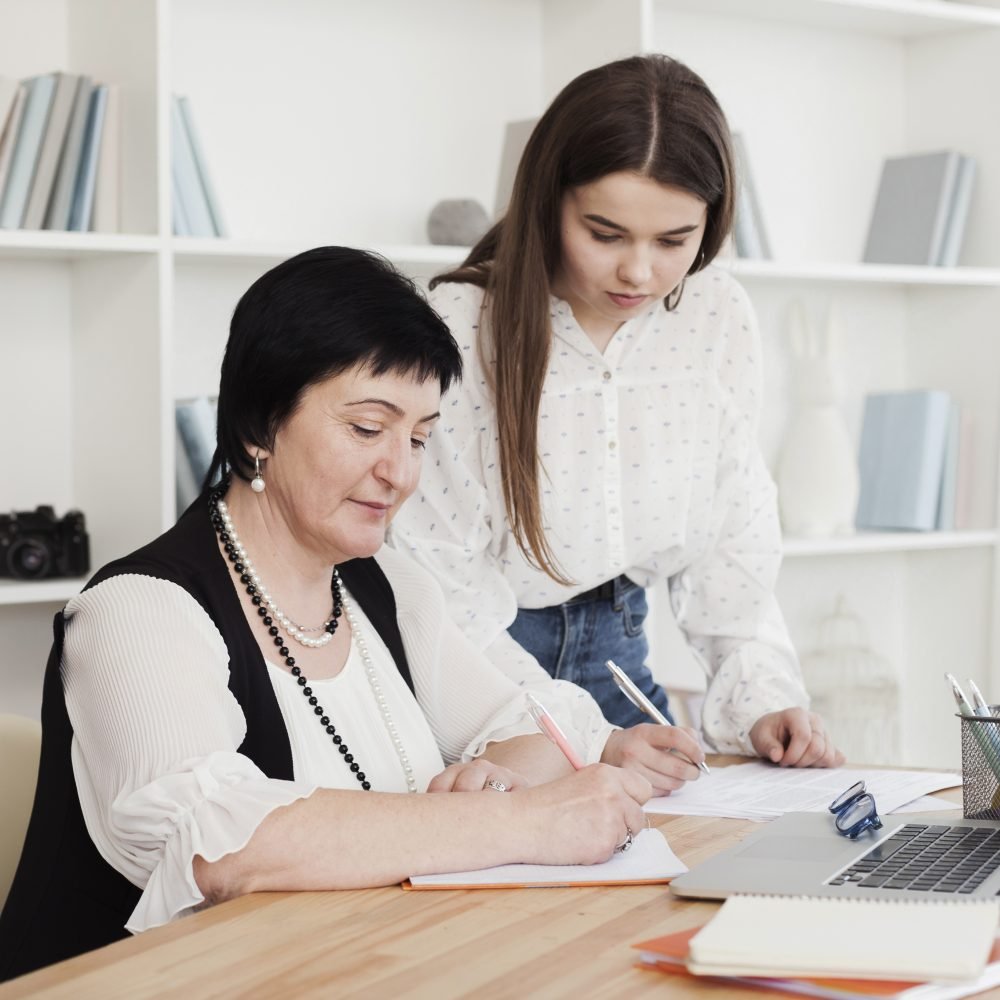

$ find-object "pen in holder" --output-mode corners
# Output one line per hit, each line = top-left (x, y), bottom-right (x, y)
(959, 708), (1000, 819)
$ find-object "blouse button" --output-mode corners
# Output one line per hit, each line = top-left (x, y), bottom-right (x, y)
(602, 370), (612, 381)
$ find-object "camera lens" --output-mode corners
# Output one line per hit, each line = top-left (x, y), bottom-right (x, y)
(7, 536), (53, 580)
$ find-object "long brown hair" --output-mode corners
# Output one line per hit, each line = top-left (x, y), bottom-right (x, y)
(431, 55), (736, 584)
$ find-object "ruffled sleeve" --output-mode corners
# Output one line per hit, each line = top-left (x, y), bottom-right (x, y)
(62, 574), (318, 933)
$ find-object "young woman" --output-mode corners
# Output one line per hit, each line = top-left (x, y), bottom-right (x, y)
(390, 54), (844, 776)
(0, 248), (650, 981)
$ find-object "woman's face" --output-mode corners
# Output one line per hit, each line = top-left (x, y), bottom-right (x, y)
(260, 365), (441, 564)
(552, 171), (707, 342)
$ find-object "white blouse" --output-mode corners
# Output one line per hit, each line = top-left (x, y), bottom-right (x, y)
(61, 545), (614, 934)
(389, 267), (810, 754)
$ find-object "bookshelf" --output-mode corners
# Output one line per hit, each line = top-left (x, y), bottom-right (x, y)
(2, 0), (998, 768)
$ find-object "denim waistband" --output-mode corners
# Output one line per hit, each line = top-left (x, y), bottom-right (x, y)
(564, 574), (631, 605)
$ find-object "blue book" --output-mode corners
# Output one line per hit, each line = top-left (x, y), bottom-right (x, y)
(177, 95), (226, 237)
(0, 74), (56, 229)
(67, 84), (108, 232)
(175, 397), (218, 491)
(170, 95), (215, 237)
(855, 389), (953, 531)
(937, 155), (976, 268)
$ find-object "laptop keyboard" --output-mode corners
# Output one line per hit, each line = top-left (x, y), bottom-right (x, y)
(827, 824), (1000, 894)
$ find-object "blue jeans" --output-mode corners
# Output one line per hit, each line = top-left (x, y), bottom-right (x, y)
(507, 576), (674, 729)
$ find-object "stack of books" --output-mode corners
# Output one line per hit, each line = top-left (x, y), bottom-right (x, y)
(171, 94), (226, 238)
(634, 895), (1000, 999)
(854, 389), (970, 532)
(0, 71), (120, 232)
(863, 150), (976, 267)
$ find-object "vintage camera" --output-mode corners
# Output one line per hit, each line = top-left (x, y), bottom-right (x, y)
(0, 506), (90, 580)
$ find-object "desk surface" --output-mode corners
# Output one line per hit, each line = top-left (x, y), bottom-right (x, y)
(0, 770), (973, 1000)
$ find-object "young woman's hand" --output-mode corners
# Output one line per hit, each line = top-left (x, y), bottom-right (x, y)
(600, 723), (705, 795)
(749, 708), (846, 768)
(511, 764), (652, 865)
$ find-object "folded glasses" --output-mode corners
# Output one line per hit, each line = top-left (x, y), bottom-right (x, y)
(829, 780), (883, 839)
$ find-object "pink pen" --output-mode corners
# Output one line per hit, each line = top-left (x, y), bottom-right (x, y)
(526, 692), (586, 770)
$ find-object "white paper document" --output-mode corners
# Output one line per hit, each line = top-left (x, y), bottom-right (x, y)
(644, 762), (961, 821)
(406, 828), (687, 888)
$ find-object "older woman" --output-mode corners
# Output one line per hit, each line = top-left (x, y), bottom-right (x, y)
(0, 248), (650, 981)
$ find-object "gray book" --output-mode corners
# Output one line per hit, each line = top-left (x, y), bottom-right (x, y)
(863, 151), (960, 266)
(937, 154), (976, 268)
(494, 117), (536, 219)
(0, 74), (56, 229)
(0, 83), (27, 203)
(177, 95), (226, 237)
(22, 72), (81, 230)
(731, 132), (771, 259)
(67, 85), (108, 231)
(43, 76), (93, 231)
(170, 94), (215, 237)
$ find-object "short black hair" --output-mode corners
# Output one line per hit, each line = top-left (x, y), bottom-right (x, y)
(209, 246), (462, 487)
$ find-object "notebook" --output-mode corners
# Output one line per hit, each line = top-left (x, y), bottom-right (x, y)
(634, 923), (1000, 999)
(670, 811), (1000, 903)
(684, 894), (998, 981)
(404, 827), (685, 889)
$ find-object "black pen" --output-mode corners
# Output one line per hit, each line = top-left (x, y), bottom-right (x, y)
(605, 659), (710, 775)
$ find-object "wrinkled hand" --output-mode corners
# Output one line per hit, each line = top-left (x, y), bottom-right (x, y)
(749, 708), (845, 768)
(601, 724), (705, 795)
(426, 758), (528, 793)
(513, 763), (652, 866)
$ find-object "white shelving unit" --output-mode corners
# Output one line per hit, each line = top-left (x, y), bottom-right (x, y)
(2, 0), (998, 767)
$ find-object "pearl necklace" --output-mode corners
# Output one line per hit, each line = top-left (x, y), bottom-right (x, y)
(211, 489), (417, 793)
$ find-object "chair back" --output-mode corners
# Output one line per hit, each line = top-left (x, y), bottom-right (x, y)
(0, 714), (41, 909)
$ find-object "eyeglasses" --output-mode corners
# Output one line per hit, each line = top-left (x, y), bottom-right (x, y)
(828, 780), (883, 839)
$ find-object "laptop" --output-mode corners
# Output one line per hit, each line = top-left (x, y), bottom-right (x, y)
(670, 811), (1000, 901)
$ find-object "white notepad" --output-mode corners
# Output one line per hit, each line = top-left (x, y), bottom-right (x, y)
(405, 828), (686, 889)
(687, 894), (1000, 982)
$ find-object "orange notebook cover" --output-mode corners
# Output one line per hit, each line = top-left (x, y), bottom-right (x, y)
(633, 926), (1000, 1000)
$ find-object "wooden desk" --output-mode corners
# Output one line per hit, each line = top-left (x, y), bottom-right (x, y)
(0, 776), (971, 1000)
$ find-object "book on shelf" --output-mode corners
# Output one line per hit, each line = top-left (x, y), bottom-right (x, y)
(634, 919), (1000, 1000)
(22, 72), (81, 230)
(494, 117), (536, 219)
(177, 95), (226, 238)
(731, 131), (771, 259)
(43, 75), (93, 231)
(90, 83), (120, 233)
(863, 150), (976, 267)
(855, 389), (954, 532)
(171, 94), (224, 238)
(0, 73), (56, 230)
(67, 84), (108, 232)
(935, 399), (962, 531)
(175, 397), (218, 508)
(0, 81), (27, 201)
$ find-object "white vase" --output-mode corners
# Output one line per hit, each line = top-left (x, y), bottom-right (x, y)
(776, 302), (859, 538)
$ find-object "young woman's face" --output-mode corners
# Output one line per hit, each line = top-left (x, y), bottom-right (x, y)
(552, 171), (708, 342)
(260, 365), (441, 564)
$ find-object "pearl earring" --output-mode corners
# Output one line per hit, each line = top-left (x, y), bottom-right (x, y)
(251, 454), (266, 493)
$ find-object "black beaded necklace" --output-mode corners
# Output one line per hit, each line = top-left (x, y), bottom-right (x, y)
(210, 487), (372, 790)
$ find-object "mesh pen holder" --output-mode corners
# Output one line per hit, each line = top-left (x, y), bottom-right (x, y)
(960, 710), (1000, 820)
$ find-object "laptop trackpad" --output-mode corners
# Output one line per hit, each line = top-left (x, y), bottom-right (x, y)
(737, 836), (849, 862)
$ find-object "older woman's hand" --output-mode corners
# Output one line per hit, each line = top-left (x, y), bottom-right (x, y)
(513, 763), (652, 865)
(426, 758), (529, 793)
(601, 723), (705, 795)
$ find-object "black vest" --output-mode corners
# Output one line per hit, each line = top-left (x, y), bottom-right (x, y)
(0, 496), (413, 982)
